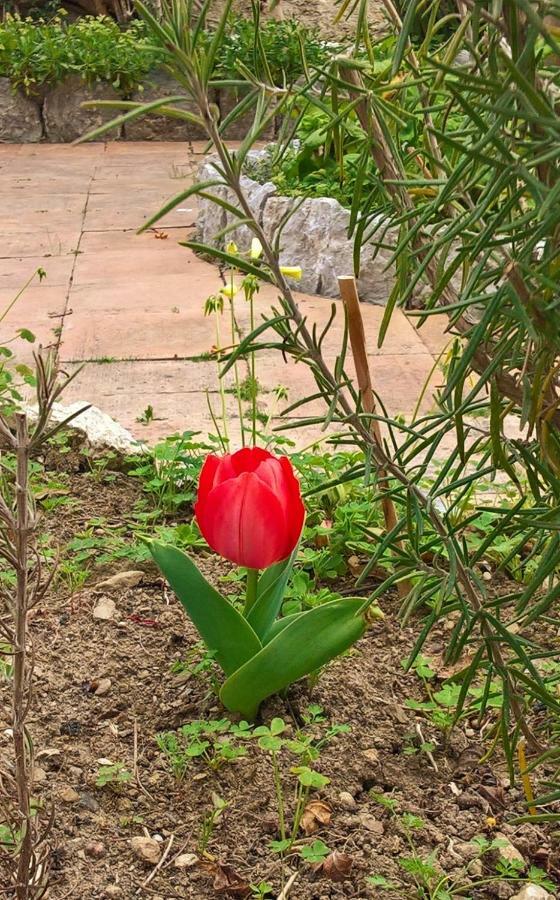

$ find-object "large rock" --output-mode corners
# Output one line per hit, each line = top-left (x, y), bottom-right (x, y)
(196, 155), (275, 251)
(196, 158), (396, 304)
(0, 78), (43, 142)
(126, 70), (213, 141)
(262, 196), (396, 303)
(44, 76), (123, 143)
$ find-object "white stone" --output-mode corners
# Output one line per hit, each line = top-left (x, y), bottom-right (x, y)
(130, 836), (162, 866)
(174, 852), (198, 869)
(92, 598), (117, 621)
(494, 833), (525, 868)
(510, 887), (554, 900)
(24, 401), (145, 455)
(95, 571), (144, 591)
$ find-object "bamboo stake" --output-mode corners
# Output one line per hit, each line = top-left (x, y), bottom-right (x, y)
(338, 275), (410, 598)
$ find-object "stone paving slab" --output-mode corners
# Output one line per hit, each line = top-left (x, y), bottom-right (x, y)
(0, 142), (448, 446)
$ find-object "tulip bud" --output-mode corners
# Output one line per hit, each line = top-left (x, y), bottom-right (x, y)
(195, 447), (305, 569)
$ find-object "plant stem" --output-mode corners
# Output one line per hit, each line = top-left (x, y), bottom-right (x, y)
(229, 270), (246, 447)
(249, 293), (257, 446)
(13, 414), (32, 900)
(214, 309), (229, 445)
(243, 568), (259, 617)
(272, 752), (286, 842)
(291, 784), (308, 842)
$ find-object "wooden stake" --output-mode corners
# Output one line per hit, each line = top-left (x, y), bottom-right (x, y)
(338, 275), (409, 598)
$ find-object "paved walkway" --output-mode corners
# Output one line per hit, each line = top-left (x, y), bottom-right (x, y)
(0, 142), (447, 445)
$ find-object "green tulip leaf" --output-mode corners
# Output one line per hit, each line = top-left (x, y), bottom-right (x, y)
(247, 544), (299, 639)
(149, 542), (261, 676)
(262, 612), (302, 645)
(220, 598), (366, 719)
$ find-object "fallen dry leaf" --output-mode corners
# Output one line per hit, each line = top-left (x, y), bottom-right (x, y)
(321, 850), (353, 882)
(212, 863), (250, 897)
(300, 799), (332, 835)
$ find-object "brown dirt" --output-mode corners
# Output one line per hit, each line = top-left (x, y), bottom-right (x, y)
(0, 458), (559, 900)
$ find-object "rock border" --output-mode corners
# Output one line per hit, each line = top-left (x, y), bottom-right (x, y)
(0, 70), (277, 144)
(196, 156), (396, 306)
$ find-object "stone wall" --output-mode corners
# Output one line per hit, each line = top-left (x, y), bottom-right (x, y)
(0, 71), (274, 143)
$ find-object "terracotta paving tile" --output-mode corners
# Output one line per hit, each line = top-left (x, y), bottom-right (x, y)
(0, 231), (81, 259)
(61, 359), (336, 446)
(1, 142), (447, 445)
(72, 245), (194, 286)
(60, 303), (216, 362)
(78, 226), (193, 253)
(0, 255), (74, 289)
(83, 199), (197, 232)
(412, 313), (453, 356)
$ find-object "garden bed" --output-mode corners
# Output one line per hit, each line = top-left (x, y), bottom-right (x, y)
(0, 439), (558, 899)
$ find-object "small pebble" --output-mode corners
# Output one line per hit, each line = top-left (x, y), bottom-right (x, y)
(130, 836), (161, 866)
(79, 792), (100, 813)
(93, 598), (117, 621)
(338, 791), (356, 810)
(94, 678), (112, 697)
(58, 786), (79, 804)
(362, 748), (379, 765)
(85, 841), (106, 860)
(174, 853), (198, 869)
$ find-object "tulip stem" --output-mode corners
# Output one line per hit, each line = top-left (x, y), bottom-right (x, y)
(243, 568), (259, 617)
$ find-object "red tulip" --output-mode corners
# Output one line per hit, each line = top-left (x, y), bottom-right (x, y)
(195, 447), (305, 570)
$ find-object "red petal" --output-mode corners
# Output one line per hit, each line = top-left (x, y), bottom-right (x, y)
(230, 446), (274, 475)
(279, 456), (305, 550)
(197, 455), (220, 503)
(197, 471), (289, 569)
(254, 457), (285, 494)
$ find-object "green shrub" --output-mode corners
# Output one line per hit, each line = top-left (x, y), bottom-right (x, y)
(0, 13), (330, 95)
(210, 17), (330, 87)
(0, 14), (163, 93)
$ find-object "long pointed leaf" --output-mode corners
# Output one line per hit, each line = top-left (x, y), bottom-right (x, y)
(220, 598), (365, 718)
(150, 542), (261, 676)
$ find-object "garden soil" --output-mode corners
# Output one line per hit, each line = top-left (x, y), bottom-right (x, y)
(0, 454), (558, 899)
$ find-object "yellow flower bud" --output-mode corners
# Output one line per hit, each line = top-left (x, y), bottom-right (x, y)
(250, 238), (263, 260)
(221, 283), (239, 299)
(280, 266), (303, 281)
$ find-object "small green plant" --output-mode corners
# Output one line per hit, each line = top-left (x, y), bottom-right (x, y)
(156, 719), (247, 778)
(136, 404), (156, 425)
(368, 795), (556, 898)
(250, 882), (274, 898)
(95, 762), (132, 790)
(129, 432), (211, 514)
(0, 15), (163, 93)
(252, 717), (332, 858)
(197, 793), (227, 855)
(299, 839), (331, 864)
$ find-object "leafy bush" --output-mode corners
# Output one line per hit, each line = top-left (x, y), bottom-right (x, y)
(210, 17), (330, 87)
(0, 13), (330, 94)
(0, 14), (162, 92)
